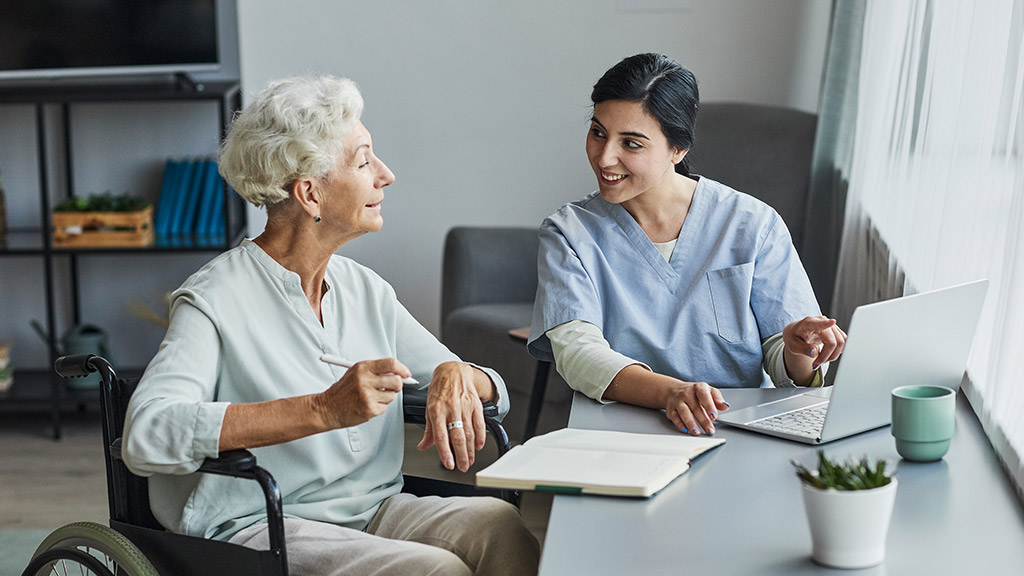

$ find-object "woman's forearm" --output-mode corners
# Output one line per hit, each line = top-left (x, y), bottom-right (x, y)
(218, 394), (330, 451)
(602, 364), (676, 407)
(604, 364), (728, 436)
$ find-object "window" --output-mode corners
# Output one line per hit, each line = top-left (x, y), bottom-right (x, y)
(834, 0), (1024, 497)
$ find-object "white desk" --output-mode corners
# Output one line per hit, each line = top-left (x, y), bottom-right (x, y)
(538, 389), (1024, 575)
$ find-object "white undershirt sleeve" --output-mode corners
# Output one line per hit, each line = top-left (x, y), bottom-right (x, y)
(546, 320), (650, 404)
(762, 332), (826, 388)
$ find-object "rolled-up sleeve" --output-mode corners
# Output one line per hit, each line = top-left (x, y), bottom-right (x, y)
(548, 320), (649, 403)
(122, 293), (230, 476)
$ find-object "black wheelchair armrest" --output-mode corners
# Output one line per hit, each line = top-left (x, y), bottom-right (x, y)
(109, 440), (260, 480)
(198, 449), (258, 476)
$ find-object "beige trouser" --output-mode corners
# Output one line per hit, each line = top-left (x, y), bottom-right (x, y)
(228, 493), (540, 576)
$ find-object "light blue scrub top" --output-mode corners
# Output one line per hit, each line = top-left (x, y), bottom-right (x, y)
(528, 177), (820, 388)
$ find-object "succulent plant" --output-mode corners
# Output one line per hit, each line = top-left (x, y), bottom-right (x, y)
(793, 451), (894, 491)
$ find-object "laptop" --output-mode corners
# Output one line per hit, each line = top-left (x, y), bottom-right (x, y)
(717, 279), (988, 444)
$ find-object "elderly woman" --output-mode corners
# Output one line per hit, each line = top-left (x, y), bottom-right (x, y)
(123, 75), (539, 576)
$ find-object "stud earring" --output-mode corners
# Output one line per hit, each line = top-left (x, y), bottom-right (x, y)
(314, 215), (322, 223)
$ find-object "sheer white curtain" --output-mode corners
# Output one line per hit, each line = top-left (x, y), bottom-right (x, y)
(833, 0), (1024, 496)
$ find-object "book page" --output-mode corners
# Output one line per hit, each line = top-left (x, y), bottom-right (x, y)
(526, 428), (724, 458)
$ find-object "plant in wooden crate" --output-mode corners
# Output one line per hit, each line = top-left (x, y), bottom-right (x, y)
(53, 192), (154, 248)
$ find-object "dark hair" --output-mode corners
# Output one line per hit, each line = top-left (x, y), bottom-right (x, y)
(590, 53), (699, 176)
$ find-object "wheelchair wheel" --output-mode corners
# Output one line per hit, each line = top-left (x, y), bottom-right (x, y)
(23, 547), (114, 576)
(24, 522), (158, 576)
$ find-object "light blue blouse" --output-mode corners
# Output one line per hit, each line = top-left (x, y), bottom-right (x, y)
(123, 239), (508, 541)
(528, 177), (820, 389)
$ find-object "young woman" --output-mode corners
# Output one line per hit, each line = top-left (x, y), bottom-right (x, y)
(528, 53), (845, 437)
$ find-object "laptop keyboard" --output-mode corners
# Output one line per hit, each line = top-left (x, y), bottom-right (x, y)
(747, 402), (829, 438)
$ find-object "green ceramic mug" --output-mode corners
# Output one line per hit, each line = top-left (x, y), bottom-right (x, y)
(891, 385), (956, 462)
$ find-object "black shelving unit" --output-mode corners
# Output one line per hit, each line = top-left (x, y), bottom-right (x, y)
(0, 80), (245, 438)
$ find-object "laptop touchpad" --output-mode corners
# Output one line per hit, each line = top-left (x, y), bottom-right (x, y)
(803, 387), (833, 399)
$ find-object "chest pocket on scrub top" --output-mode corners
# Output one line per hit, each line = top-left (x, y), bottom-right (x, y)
(707, 262), (755, 343)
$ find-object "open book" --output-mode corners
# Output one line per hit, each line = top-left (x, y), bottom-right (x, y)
(476, 428), (725, 498)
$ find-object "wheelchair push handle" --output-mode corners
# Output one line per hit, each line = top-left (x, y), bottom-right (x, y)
(55, 354), (117, 387)
(55, 354), (97, 378)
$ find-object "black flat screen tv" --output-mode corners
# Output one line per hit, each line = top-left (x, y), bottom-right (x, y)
(0, 0), (220, 81)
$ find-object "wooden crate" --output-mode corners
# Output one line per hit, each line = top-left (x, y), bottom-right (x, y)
(52, 206), (154, 248)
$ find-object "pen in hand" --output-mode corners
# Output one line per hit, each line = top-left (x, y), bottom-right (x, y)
(319, 354), (420, 386)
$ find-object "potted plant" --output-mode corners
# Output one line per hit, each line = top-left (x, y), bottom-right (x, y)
(792, 451), (897, 569)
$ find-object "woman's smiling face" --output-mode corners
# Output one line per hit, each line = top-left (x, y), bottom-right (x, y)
(320, 121), (395, 237)
(585, 99), (685, 205)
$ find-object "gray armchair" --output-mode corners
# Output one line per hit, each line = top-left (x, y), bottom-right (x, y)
(687, 102), (817, 255)
(441, 227), (570, 444)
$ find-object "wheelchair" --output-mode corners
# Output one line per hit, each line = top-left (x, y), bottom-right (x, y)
(22, 354), (518, 576)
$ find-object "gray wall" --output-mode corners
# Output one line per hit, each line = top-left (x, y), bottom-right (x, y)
(0, 0), (830, 370)
(237, 0), (831, 335)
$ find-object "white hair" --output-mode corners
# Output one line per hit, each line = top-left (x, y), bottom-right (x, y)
(218, 75), (364, 206)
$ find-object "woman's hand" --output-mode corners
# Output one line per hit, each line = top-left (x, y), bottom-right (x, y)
(782, 316), (847, 385)
(604, 365), (728, 435)
(417, 362), (489, 472)
(315, 358), (407, 430)
(663, 380), (729, 436)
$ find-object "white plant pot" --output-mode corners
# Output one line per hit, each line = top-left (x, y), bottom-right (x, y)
(800, 478), (898, 569)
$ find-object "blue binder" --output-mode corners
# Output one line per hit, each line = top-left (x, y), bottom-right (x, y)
(195, 159), (220, 245)
(205, 168), (226, 242)
(176, 159), (209, 239)
(155, 159), (182, 239)
(168, 159), (199, 239)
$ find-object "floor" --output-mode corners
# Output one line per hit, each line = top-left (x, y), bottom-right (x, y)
(0, 411), (109, 576)
(0, 408), (551, 572)
(0, 411), (108, 530)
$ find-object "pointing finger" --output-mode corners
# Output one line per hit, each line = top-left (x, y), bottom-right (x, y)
(801, 316), (837, 337)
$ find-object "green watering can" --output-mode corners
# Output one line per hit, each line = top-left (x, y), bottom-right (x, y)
(31, 321), (113, 390)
